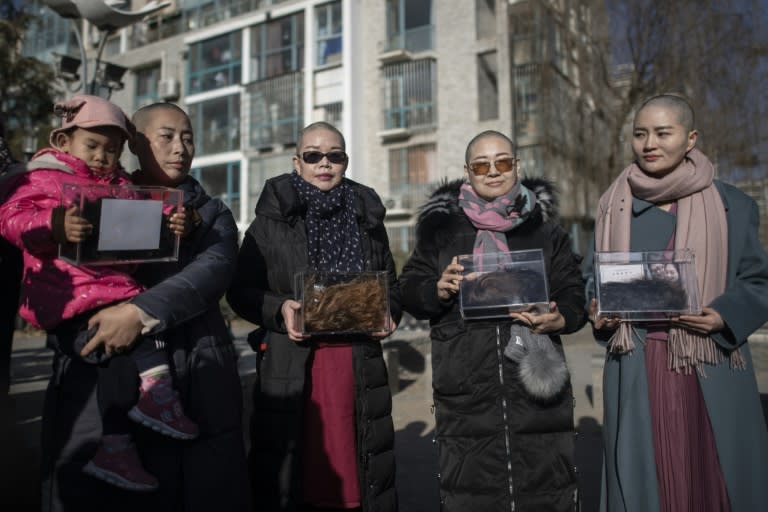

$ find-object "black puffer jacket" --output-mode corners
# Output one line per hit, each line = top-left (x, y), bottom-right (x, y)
(40, 177), (249, 512)
(399, 178), (586, 512)
(227, 173), (401, 512)
(131, 177), (250, 511)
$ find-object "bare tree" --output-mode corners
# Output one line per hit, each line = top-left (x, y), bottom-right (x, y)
(593, 0), (768, 181)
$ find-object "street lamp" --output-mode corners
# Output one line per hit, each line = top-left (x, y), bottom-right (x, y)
(52, 52), (81, 83)
(43, 0), (170, 98)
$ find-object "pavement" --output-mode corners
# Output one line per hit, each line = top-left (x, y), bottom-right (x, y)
(2, 321), (768, 512)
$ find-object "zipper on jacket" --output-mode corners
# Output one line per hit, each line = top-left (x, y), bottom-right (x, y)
(495, 324), (515, 512)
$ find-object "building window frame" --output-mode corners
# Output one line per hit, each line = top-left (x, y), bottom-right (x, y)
(316, 1), (343, 66)
(382, 59), (437, 131)
(250, 12), (305, 82)
(134, 64), (161, 109)
(385, 0), (433, 53)
(477, 51), (499, 121)
(188, 30), (242, 94)
(188, 93), (241, 156)
(388, 142), (436, 209)
(190, 161), (241, 214)
(247, 71), (304, 148)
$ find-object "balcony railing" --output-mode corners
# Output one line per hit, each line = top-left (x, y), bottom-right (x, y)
(247, 71), (304, 148)
(383, 25), (434, 53)
(382, 59), (436, 131)
(182, 0), (258, 30)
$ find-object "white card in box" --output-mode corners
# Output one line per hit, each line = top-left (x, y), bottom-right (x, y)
(595, 249), (701, 321)
(58, 183), (182, 266)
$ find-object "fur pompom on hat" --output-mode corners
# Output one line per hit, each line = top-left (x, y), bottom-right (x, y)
(49, 94), (135, 147)
(504, 324), (570, 401)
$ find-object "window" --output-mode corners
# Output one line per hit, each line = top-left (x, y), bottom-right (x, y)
(386, 224), (417, 269)
(475, 0), (495, 39)
(23, 1), (78, 58)
(477, 51), (499, 121)
(247, 72), (303, 148)
(130, 11), (184, 49)
(514, 64), (540, 138)
(182, 0), (266, 31)
(191, 162), (240, 216)
(248, 153), (291, 222)
(510, 8), (536, 65)
(104, 35), (122, 57)
(134, 65), (161, 109)
(385, 0), (433, 52)
(188, 31), (242, 94)
(316, 2), (342, 66)
(188, 94), (241, 155)
(250, 13), (304, 81)
(316, 102), (343, 127)
(388, 143), (437, 209)
(382, 59), (436, 131)
(516, 146), (543, 177)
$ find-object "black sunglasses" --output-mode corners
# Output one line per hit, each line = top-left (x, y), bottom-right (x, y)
(299, 151), (349, 164)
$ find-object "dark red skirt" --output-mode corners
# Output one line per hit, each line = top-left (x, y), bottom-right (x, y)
(645, 336), (730, 512)
(302, 343), (361, 509)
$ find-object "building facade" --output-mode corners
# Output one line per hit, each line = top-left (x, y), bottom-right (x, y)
(24, 0), (611, 260)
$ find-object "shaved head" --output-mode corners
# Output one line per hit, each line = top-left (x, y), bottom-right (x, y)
(636, 94), (695, 132)
(132, 102), (190, 132)
(297, 121), (345, 151)
(465, 130), (514, 164)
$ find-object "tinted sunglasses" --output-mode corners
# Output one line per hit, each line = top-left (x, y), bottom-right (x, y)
(300, 151), (349, 164)
(468, 157), (518, 176)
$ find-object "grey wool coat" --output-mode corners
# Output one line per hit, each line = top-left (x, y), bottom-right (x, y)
(597, 180), (768, 512)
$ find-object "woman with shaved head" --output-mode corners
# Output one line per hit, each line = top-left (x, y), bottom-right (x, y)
(590, 94), (768, 511)
(399, 130), (587, 511)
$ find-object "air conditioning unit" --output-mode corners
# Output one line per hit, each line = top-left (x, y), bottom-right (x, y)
(383, 196), (405, 211)
(158, 78), (180, 100)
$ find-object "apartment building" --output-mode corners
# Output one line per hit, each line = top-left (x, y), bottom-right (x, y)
(24, 0), (611, 259)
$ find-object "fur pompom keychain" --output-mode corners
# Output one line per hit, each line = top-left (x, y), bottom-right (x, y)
(504, 324), (569, 401)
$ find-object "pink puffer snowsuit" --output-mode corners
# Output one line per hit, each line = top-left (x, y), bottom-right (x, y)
(0, 148), (143, 330)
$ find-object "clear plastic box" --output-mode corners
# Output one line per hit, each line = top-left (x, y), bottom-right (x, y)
(595, 249), (701, 321)
(295, 271), (390, 336)
(58, 183), (182, 266)
(458, 249), (550, 320)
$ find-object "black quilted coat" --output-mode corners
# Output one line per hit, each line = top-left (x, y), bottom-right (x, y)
(399, 178), (586, 511)
(40, 177), (250, 512)
(227, 173), (402, 512)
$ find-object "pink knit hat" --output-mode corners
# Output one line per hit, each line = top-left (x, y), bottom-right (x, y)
(49, 94), (135, 147)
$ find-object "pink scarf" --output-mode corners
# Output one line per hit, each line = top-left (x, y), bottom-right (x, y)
(595, 148), (743, 374)
(459, 181), (536, 255)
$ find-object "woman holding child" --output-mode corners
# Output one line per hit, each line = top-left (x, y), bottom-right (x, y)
(0, 98), (249, 511)
(398, 130), (586, 511)
(227, 121), (400, 512)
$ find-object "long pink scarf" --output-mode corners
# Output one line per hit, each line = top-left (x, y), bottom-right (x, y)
(459, 181), (536, 255)
(595, 148), (743, 374)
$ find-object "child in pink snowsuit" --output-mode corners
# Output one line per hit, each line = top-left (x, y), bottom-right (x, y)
(0, 95), (197, 491)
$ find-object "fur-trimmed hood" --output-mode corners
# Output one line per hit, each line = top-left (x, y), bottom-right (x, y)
(415, 177), (559, 242)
